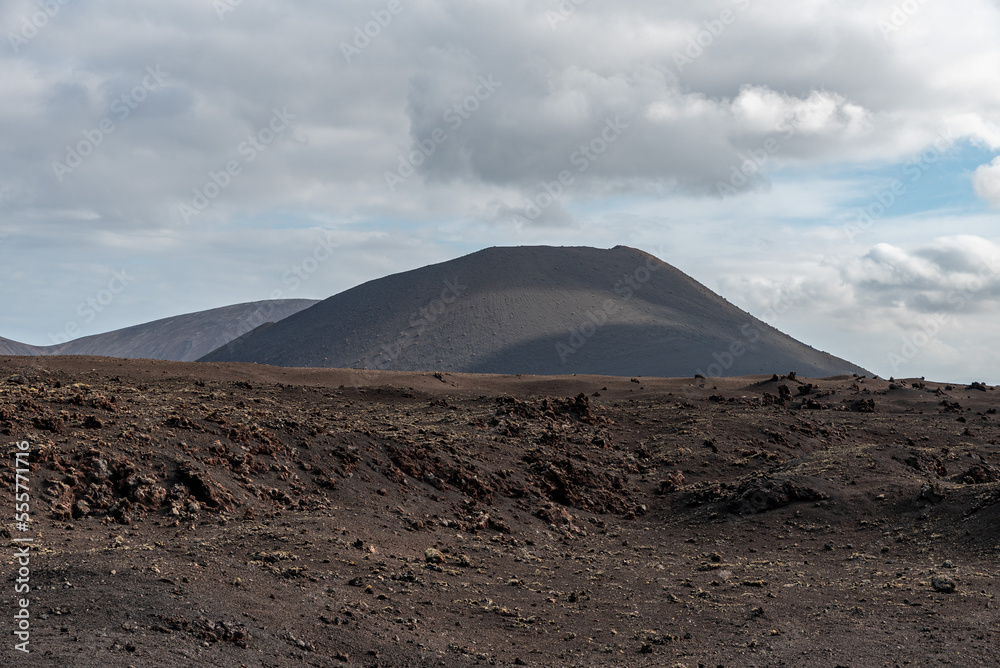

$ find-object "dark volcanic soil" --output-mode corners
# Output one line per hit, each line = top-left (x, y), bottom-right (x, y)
(2, 356), (999, 667)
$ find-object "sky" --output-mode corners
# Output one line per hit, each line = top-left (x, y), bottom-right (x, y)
(1, 0), (999, 383)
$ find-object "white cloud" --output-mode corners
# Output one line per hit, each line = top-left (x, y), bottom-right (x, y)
(844, 243), (945, 290)
(973, 157), (1000, 207)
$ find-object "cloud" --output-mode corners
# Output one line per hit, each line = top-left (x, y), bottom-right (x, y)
(840, 237), (1000, 312)
(844, 243), (945, 291)
(973, 157), (1000, 207)
(2, 0), (997, 227)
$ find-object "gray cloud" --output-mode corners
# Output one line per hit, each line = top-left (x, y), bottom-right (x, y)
(4, 0), (996, 227)
(840, 238), (1000, 313)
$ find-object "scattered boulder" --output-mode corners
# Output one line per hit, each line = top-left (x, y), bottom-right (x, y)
(159, 615), (250, 648)
(955, 464), (1000, 485)
(680, 481), (729, 507)
(727, 477), (827, 514)
(898, 451), (948, 477)
(177, 462), (235, 509)
(850, 398), (876, 413)
(82, 415), (104, 429)
(536, 503), (575, 526)
(931, 575), (956, 594)
(72, 499), (91, 519)
(32, 415), (64, 433)
(919, 482), (946, 503)
(658, 471), (685, 494)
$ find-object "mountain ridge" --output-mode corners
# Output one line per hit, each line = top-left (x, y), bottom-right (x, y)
(200, 246), (869, 378)
(1, 299), (319, 362)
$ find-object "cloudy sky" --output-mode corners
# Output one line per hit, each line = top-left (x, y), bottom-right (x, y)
(2, 0), (999, 382)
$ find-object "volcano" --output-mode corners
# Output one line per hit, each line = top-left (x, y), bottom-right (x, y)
(199, 246), (866, 378)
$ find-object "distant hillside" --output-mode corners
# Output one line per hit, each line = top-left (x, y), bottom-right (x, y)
(200, 246), (868, 378)
(0, 337), (42, 357)
(2, 300), (319, 362)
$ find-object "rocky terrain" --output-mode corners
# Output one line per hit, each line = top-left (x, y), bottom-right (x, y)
(2, 356), (999, 667)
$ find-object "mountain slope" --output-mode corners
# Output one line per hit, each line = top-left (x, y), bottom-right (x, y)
(3, 300), (319, 362)
(199, 246), (867, 378)
(0, 336), (42, 356)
